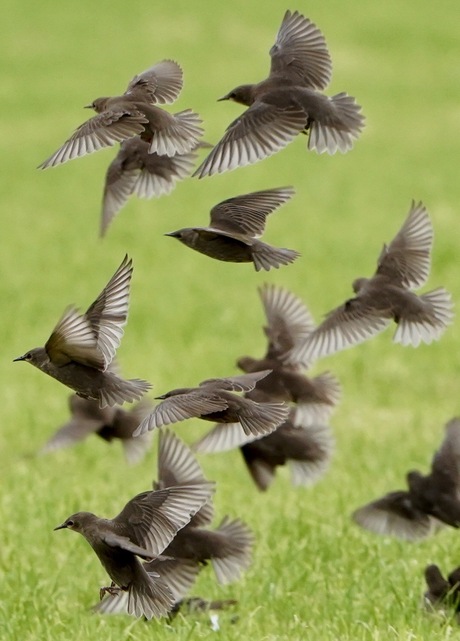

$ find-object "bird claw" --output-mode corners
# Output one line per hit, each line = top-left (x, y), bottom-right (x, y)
(99, 583), (121, 600)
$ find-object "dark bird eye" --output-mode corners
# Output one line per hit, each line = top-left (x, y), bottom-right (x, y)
(66, 519), (74, 527)
(25, 353), (32, 361)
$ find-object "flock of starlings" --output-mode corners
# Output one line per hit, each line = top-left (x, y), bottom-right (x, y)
(13, 9), (460, 624)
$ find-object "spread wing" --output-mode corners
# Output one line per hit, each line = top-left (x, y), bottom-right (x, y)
(193, 102), (306, 178)
(208, 187), (294, 237)
(259, 283), (316, 361)
(376, 201), (433, 289)
(199, 370), (272, 392)
(38, 111), (148, 169)
(269, 10), (332, 90)
(110, 483), (214, 557)
(124, 59), (183, 104)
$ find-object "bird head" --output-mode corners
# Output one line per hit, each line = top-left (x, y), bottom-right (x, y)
(218, 84), (255, 106)
(351, 277), (370, 294)
(13, 347), (48, 369)
(54, 512), (95, 533)
(85, 97), (110, 113)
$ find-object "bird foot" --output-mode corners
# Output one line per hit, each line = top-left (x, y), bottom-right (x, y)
(99, 583), (121, 600)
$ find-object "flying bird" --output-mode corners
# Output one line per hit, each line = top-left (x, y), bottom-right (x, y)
(94, 429), (252, 616)
(237, 284), (341, 423)
(54, 481), (215, 619)
(101, 138), (212, 236)
(288, 201), (454, 365)
(39, 60), (203, 169)
(14, 255), (151, 407)
(194, 407), (334, 491)
(41, 394), (153, 464)
(352, 418), (460, 540)
(165, 187), (300, 271)
(133, 370), (289, 437)
(194, 10), (364, 177)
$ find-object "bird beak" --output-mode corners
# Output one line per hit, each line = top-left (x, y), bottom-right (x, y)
(154, 394), (167, 400)
(84, 104), (93, 109)
(164, 231), (180, 238)
(217, 95), (229, 102)
(13, 355), (26, 362)
(53, 523), (68, 531)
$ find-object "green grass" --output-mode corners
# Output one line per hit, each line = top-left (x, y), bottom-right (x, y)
(1, 0), (460, 639)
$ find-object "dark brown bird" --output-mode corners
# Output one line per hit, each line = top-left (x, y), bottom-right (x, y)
(424, 565), (460, 614)
(165, 187), (300, 271)
(154, 430), (254, 584)
(101, 138), (212, 237)
(194, 407), (334, 491)
(94, 429), (252, 617)
(133, 370), (289, 437)
(40, 394), (153, 464)
(352, 418), (460, 540)
(54, 481), (215, 619)
(194, 10), (364, 177)
(14, 255), (151, 407)
(237, 284), (341, 423)
(288, 201), (454, 366)
(39, 60), (203, 169)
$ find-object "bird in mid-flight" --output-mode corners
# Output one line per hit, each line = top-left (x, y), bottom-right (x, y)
(165, 187), (300, 271)
(288, 201), (454, 366)
(14, 255), (151, 407)
(194, 10), (364, 177)
(39, 60), (203, 169)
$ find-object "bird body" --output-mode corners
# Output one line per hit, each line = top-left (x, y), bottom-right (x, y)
(101, 137), (208, 236)
(41, 395), (152, 463)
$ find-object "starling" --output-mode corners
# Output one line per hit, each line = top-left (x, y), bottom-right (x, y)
(352, 418), (460, 540)
(134, 370), (289, 437)
(101, 138), (211, 237)
(54, 481), (215, 619)
(41, 394), (153, 464)
(154, 430), (254, 584)
(14, 255), (151, 407)
(237, 284), (341, 423)
(39, 60), (203, 169)
(423, 565), (460, 615)
(165, 187), (300, 271)
(94, 430), (252, 617)
(288, 201), (454, 366)
(194, 408), (334, 491)
(194, 10), (364, 177)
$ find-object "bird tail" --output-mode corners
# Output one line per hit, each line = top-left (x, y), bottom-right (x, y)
(294, 371), (342, 424)
(211, 516), (254, 584)
(308, 92), (364, 154)
(149, 109), (204, 156)
(393, 287), (454, 347)
(127, 570), (175, 619)
(252, 241), (300, 272)
(99, 376), (152, 408)
(133, 149), (198, 199)
(238, 398), (289, 437)
(145, 558), (200, 602)
(241, 448), (276, 491)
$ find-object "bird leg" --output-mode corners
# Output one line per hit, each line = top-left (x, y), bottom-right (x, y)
(99, 582), (121, 600)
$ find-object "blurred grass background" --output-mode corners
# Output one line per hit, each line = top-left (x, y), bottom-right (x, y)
(1, 0), (459, 639)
